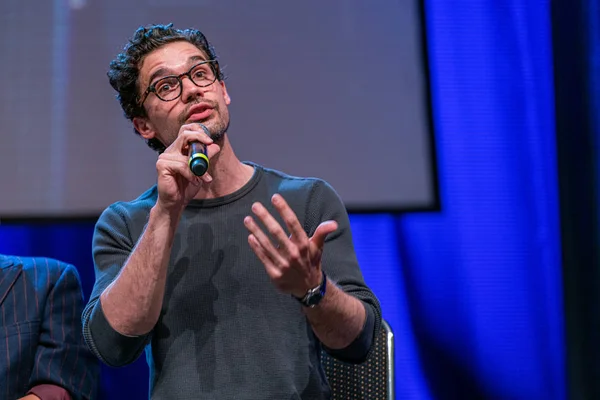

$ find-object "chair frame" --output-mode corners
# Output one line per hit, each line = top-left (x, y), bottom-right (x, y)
(382, 319), (395, 400)
(321, 318), (395, 400)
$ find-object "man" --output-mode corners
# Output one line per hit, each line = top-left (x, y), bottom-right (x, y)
(0, 254), (99, 399)
(82, 23), (381, 399)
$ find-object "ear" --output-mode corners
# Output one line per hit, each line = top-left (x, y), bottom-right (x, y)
(133, 117), (156, 140)
(220, 81), (232, 105)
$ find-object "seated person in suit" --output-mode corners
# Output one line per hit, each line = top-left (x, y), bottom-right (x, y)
(0, 254), (99, 399)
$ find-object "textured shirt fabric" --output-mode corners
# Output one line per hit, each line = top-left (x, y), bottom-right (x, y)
(0, 255), (100, 399)
(82, 163), (382, 400)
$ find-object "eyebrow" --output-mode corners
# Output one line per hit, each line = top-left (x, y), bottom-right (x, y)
(147, 55), (208, 86)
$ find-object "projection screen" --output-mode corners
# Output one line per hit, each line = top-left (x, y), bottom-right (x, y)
(0, 0), (437, 218)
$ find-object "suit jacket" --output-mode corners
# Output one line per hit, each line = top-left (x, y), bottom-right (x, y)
(0, 254), (99, 399)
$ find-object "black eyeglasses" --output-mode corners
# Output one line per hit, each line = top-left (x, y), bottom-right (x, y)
(140, 60), (219, 104)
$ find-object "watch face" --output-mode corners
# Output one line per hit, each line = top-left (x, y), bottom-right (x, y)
(305, 288), (324, 307)
(296, 271), (327, 308)
(306, 295), (320, 306)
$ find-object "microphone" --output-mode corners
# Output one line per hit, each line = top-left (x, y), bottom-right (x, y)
(188, 124), (210, 177)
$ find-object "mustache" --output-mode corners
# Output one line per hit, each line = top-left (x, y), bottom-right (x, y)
(179, 100), (218, 124)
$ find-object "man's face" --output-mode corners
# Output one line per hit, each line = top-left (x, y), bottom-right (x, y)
(134, 40), (231, 147)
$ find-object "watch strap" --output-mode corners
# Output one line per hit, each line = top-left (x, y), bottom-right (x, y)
(293, 270), (327, 308)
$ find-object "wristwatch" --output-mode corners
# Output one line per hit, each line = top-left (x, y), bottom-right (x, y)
(293, 270), (327, 308)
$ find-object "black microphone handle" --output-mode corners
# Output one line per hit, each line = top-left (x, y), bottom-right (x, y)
(188, 141), (209, 177)
(187, 123), (211, 177)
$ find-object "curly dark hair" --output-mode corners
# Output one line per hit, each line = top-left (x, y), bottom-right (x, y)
(108, 23), (224, 152)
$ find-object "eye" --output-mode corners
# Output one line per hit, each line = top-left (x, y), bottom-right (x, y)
(156, 83), (171, 94)
(155, 78), (178, 94)
(193, 69), (206, 79)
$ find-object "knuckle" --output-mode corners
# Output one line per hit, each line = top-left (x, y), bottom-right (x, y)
(296, 241), (309, 253)
(289, 248), (301, 262)
(156, 158), (168, 168)
(270, 269), (283, 281)
(279, 261), (290, 271)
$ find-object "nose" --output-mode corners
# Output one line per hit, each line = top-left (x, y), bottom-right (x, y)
(180, 75), (204, 103)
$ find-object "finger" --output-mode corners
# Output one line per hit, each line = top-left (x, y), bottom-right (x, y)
(181, 122), (214, 140)
(160, 146), (216, 183)
(157, 158), (201, 184)
(310, 220), (338, 250)
(205, 143), (221, 159)
(244, 214), (287, 264)
(250, 202), (296, 257)
(179, 129), (214, 154)
(196, 143), (221, 183)
(177, 133), (220, 183)
(247, 234), (280, 279)
(156, 157), (204, 185)
(158, 152), (188, 163)
(163, 128), (213, 155)
(181, 122), (214, 144)
(271, 194), (308, 244)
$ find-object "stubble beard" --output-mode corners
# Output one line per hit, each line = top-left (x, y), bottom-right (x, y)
(172, 104), (230, 145)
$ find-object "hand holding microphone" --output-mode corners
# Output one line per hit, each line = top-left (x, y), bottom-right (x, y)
(188, 123), (211, 177)
(154, 122), (219, 214)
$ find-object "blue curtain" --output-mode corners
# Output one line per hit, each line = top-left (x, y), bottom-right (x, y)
(587, 0), (600, 199)
(392, 1), (564, 398)
(551, 0), (600, 398)
(0, 1), (567, 399)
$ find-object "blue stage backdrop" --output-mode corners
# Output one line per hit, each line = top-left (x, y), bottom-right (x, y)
(0, 0), (564, 399)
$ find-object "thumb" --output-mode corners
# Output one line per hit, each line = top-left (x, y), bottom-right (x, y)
(206, 143), (221, 159)
(310, 220), (338, 249)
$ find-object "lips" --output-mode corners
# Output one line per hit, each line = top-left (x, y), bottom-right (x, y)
(186, 104), (214, 122)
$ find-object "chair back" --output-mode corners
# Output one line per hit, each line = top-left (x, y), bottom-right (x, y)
(321, 319), (395, 400)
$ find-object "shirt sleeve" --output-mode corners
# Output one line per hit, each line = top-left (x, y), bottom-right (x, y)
(81, 203), (152, 367)
(304, 179), (383, 363)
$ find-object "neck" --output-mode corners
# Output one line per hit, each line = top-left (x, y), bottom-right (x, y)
(193, 134), (254, 200)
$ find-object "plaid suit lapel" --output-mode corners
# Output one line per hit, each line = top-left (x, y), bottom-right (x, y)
(0, 255), (22, 307)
